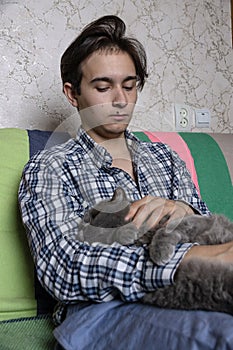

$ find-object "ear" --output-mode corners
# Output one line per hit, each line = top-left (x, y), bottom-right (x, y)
(63, 82), (79, 108)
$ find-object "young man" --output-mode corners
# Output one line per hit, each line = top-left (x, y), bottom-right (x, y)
(18, 15), (233, 348)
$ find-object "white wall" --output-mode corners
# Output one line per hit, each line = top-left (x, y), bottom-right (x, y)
(1, 0), (232, 134)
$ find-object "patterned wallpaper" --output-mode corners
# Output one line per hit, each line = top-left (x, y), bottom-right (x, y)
(1, 0), (233, 134)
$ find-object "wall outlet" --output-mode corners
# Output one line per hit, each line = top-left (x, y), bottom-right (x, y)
(174, 104), (192, 131)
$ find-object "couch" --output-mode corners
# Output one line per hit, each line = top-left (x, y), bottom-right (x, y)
(0, 128), (232, 350)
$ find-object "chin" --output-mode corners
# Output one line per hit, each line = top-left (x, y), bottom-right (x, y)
(105, 123), (128, 134)
(94, 123), (128, 139)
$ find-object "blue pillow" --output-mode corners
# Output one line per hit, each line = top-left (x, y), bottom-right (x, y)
(27, 130), (70, 315)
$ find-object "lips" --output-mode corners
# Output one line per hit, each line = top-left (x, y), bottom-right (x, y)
(109, 113), (129, 120)
(109, 114), (128, 121)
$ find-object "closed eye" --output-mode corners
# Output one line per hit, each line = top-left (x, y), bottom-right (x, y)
(123, 86), (134, 91)
(96, 86), (109, 92)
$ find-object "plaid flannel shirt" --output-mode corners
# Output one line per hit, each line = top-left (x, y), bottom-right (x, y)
(18, 128), (209, 324)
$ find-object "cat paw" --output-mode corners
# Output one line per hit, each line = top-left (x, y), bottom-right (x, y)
(119, 233), (137, 245)
(149, 243), (175, 265)
(148, 227), (181, 265)
(116, 223), (139, 245)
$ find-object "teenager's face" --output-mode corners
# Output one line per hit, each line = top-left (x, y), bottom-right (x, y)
(73, 50), (138, 141)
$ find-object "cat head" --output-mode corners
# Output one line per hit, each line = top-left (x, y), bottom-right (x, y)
(84, 187), (131, 228)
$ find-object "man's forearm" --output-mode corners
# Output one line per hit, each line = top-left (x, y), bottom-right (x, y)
(180, 241), (233, 265)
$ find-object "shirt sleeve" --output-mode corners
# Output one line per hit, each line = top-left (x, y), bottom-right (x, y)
(18, 152), (194, 305)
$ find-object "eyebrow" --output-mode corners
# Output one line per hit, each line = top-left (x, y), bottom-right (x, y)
(90, 75), (137, 84)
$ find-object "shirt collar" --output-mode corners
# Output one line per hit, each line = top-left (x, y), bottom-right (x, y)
(75, 127), (141, 168)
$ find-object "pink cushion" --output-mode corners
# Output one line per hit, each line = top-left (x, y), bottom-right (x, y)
(144, 131), (200, 194)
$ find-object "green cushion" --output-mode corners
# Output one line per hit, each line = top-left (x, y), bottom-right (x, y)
(0, 128), (36, 321)
(180, 132), (233, 221)
(0, 315), (55, 349)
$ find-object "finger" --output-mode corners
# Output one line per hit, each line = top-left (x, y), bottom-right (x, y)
(140, 201), (173, 230)
(124, 196), (154, 222)
(166, 201), (193, 225)
(132, 198), (171, 230)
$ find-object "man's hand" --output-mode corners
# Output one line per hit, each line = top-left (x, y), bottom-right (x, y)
(124, 196), (193, 231)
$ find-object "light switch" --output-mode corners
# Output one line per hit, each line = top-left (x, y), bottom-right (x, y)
(195, 109), (211, 128)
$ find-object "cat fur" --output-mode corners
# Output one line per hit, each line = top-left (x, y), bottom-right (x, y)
(78, 187), (233, 315)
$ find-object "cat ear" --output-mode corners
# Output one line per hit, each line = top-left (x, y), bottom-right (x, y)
(87, 208), (100, 221)
(83, 211), (91, 223)
(113, 187), (127, 202)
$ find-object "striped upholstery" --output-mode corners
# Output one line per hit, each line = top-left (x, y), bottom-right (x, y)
(0, 128), (232, 322)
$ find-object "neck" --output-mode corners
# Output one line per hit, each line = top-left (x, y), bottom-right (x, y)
(86, 128), (129, 158)
(85, 127), (134, 179)
(104, 138), (129, 159)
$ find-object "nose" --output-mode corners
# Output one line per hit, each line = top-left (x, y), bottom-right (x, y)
(112, 87), (127, 108)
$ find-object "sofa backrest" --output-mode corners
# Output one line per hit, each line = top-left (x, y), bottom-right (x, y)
(0, 128), (70, 321)
(0, 128), (232, 322)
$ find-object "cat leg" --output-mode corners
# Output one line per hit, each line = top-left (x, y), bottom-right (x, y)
(148, 226), (182, 265)
(114, 223), (139, 245)
(134, 214), (171, 246)
(78, 222), (138, 245)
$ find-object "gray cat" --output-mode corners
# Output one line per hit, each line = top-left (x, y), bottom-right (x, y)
(77, 187), (138, 245)
(78, 187), (233, 315)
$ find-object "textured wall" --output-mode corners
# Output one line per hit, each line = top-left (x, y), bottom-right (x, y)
(1, 0), (233, 134)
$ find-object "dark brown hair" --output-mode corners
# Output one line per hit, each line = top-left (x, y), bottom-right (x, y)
(60, 15), (148, 95)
